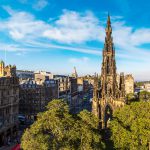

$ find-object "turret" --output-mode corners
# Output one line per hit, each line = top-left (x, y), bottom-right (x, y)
(120, 72), (125, 97)
(0, 60), (5, 77)
(74, 67), (78, 78)
(72, 67), (78, 78)
(92, 74), (100, 118)
(104, 14), (114, 52)
(0, 60), (16, 77)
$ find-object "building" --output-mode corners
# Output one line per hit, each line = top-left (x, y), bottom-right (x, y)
(116, 74), (120, 87)
(69, 77), (78, 111)
(77, 77), (84, 93)
(43, 79), (59, 105)
(16, 70), (34, 80)
(71, 67), (78, 78)
(55, 75), (70, 99)
(77, 77), (91, 94)
(144, 83), (150, 92)
(84, 76), (95, 87)
(53, 75), (78, 111)
(0, 61), (19, 146)
(92, 15), (126, 129)
(20, 72), (78, 117)
(19, 79), (58, 120)
(135, 83), (150, 93)
(125, 74), (134, 94)
(135, 87), (144, 94)
(19, 79), (44, 120)
(34, 71), (54, 81)
(19, 71), (58, 120)
(0, 61), (16, 77)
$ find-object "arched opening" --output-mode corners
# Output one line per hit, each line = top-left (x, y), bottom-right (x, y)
(104, 104), (113, 128)
(0, 133), (5, 146)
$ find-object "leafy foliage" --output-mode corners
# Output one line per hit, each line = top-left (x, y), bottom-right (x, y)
(135, 82), (145, 87)
(138, 91), (150, 102)
(126, 93), (137, 104)
(110, 102), (150, 150)
(21, 99), (105, 150)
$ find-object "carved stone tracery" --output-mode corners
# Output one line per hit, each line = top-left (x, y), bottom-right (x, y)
(92, 15), (126, 129)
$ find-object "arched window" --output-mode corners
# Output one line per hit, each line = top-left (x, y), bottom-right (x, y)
(106, 57), (110, 74)
(104, 105), (113, 128)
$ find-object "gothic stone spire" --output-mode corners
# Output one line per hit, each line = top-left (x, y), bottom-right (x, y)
(101, 15), (117, 98)
(104, 14), (114, 52)
(92, 15), (126, 129)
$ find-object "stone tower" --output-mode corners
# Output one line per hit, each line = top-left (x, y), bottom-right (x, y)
(72, 67), (78, 78)
(124, 74), (134, 94)
(101, 14), (117, 99)
(92, 74), (100, 118)
(0, 60), (5, 77)
(92, 15), (126, 129)
(0, 60), (16, 77)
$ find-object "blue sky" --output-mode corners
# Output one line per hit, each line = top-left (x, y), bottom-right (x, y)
(0, 0), (150, 80)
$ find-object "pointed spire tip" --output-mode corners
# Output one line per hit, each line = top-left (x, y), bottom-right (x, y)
(107, 13), (111, 23)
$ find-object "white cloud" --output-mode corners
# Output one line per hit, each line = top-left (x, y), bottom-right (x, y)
(2, 5), (16, 15)
(1, 6), (150, 59)
(33, 0), (49, 10)
(15, 51), (26, 56)
(18, 0), (48, 10)
(110, 20), (150, 65)
(1, 7), (104, 44)
(69, 57), (89, 63)
(0, 6), (49, 40)
(131, 29), (150, 46)
(0, 7), (104, 55)
(112, 21), (150, 48)
(43, 10), (104, 44)
(1, 7), (150, 80)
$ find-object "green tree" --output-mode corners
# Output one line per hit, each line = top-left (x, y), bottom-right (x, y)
(126, 93), (136, 104)
(110, 102), (150, 150)
(138, 91), (150, 102)
(21, 99), (105, 150)
(74, 110), (105, 150)
(135, 82), (144, 87)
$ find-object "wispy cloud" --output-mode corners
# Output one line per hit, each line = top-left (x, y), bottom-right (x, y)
(69, 57), (89, 63)
(1, 6), (150, 80)
(0, 6), (49, 40)
(112, 21), (150, 47)
(0, 7), (103, 55)
(43, 10), (104, 43)
(33, 0), (49, 10)
(1, 6), (150, 59)
(18, 0), (49, 10)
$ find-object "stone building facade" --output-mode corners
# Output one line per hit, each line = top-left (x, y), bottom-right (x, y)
(52, 75), (78, 112)
(34, 71), (54, 81)
(16, 70), (34, 80)
(71, 67), (78, 78)
(0, 61), (19, 146)
(19, 79), (58, 120)
(69, 77), (78, 111)
(77, 77), (91, 94)
(19, 72), (78, 119)
(55, 75), (70, 99)
(92, 15), (126, 129)
(19, 79), (44, 120)
(0, 61), (16, 77)
(43, 79), (59, 106)
(144, 83), (150, 92)
(125, 74), (134, 94)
